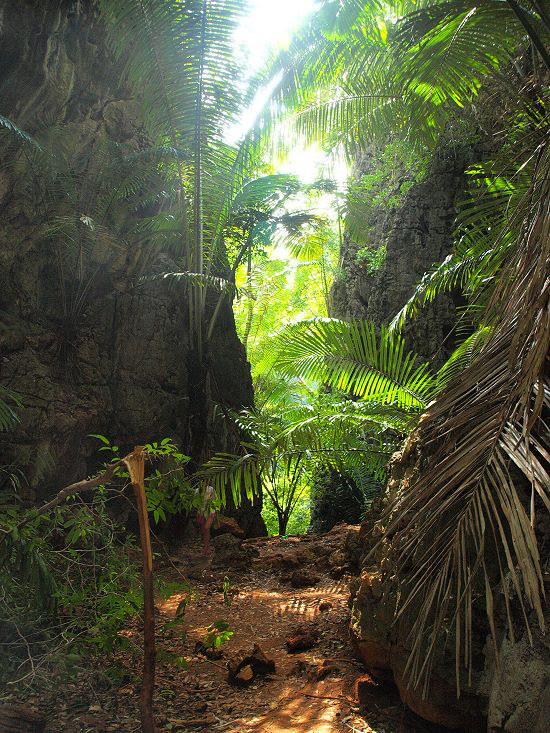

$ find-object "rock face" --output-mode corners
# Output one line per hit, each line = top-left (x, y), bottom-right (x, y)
(350, 566), (488, 731)
(487, 609), (550, 733)
(331, 144), (474, 361)
(0, 1), (264, 535)
(311, 144), (475, 533)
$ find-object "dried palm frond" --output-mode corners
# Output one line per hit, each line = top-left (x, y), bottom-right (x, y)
(382, 140), (550, 694)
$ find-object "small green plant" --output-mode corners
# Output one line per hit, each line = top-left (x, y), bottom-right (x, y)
(222, 576), (231, 606)
(0, 488), (143, 683)
(202, 619), (234, 650)
(0, 436), (196, 685)
(355, 244), (387, 273)
(156, 649), (189, 670)
(89, 435), (193, 523)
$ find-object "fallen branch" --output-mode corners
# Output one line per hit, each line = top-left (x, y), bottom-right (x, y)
(326, 657), (365, 668)
(0, 459), (125, 537)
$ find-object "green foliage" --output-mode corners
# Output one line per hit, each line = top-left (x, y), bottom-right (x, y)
(259, 0), (547, 156)
(355, 244), (386, 273)
(99, 0), (266, 354)
(262, 489), (310, 536)
(202, 619), (233, 650)
(270, 319), (437, 409)
(222, 576), (231, 606)
(196, 320), (438, 530)
(89, 435), (193, 524)
(0, 487), (141, 684)
(0, 436), (193, 685)
(0, 387), (21, 432)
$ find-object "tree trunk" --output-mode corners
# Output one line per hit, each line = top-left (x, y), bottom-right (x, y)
(277, 512), (289, 536)
(125, 447), (156, 733)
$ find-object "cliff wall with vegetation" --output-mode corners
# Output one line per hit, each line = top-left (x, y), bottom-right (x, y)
(0, 0), (263, 535)
(331, 141), (474, 362)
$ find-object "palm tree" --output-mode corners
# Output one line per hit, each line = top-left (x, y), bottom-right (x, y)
(257, 1), (548, 153)
(101, 0), (259, 356)
(195, 319), (440, 516)
(252, 0), (550, 691)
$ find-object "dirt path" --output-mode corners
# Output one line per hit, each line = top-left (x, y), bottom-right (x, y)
(158, 569), (357, 733)
(7, 532), (443, 732)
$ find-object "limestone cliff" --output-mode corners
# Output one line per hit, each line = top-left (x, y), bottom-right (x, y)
(0, 0), (264, 535)
(331, 143), (474, 362)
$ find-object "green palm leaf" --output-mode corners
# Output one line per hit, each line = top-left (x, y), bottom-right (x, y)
(380, 143), (550, 693)
(0, 114), (41, 149)
(270, 318), (437, 409)
(0, 387), (22, 432)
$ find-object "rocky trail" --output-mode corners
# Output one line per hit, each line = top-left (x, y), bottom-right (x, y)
(2, 526), (446, 733)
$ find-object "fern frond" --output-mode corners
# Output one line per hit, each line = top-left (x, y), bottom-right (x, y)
(145, 271), (234, 294)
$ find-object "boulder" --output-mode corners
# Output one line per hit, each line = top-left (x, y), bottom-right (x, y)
(211, 515), (245, 539)
(328, 550), (348, 568)
(227, 644), (276, 685)
(350, 567), (488, 730)
(393, 654), (485, 731)
(257, 550), (301, 570)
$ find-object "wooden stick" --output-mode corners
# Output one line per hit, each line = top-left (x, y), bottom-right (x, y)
(124, 447), (156, 733)
(1, 449), (159, 733)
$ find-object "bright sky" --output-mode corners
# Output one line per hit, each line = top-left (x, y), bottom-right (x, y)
(231, 0), (347, 187)
(232, 1), (345, 301)
(235, 0), (317, 73)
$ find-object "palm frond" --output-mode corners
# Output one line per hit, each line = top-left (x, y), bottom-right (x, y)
(252, 0), (548, 159)
(0, 387), (22, 431)
(144, 271), (234, 294)
(390, 146), (541, 331)
(382, 142), (550, 693)
(194, 450), (262, 507)
(270, 318), (438, 409)
(101, 0), (250, 350)
(436, 325), (493, 386)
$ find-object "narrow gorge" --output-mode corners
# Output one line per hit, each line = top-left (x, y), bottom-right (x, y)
(1, 3), (548, 733)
